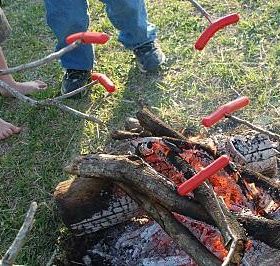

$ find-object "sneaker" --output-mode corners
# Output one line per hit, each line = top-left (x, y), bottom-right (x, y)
(133, 41), (165, 73)
(61, 69), (91, 95)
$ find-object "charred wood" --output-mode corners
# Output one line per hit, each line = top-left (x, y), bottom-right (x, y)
(239, 168), (280, 201)
(111, 130), (152, 140)
(236, 213), (280, 249)
(136, 107), (186, 140)
(136, 108), (247, 264)
(136, 107), (217, 157)
(54, 177), (139, 235)
(118, 183), (222, 266)
(62, 154), (280, 249)
(64, 154), (209, 223)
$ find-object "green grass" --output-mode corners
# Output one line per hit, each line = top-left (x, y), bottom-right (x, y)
(0, 0), (279, 264)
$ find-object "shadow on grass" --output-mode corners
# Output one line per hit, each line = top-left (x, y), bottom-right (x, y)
(107, 63), (167, 127)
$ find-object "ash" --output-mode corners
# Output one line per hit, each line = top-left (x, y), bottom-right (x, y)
(83, 218), (195, 266)
(82, 216), (280, 266)
(242, 240), (280, 266)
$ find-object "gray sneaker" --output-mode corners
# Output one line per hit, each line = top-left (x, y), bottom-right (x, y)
(133, 41), (165, 73)
(61, 69), (91, 95)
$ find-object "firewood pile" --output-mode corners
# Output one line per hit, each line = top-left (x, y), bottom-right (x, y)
(54, 107), (280, 266)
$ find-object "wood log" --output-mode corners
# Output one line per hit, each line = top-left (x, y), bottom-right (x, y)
(111, 130), (152, 140)
(136, 107), (217, 157)
(62, 153), (280, 249)
(54, 178), (112, 226)
(164, 149), (244, 246)
(240, 168), (280, 201)
(119, 183), (222, 266)
(54, 177), (139, 236)
(235, 213), (280, 249)
(225, 134), (278, 177)
(136, 107), (187, 140)
(64, 154), (211, 222)
(136, 108), (247, 264)
(59, 160), (222, 265)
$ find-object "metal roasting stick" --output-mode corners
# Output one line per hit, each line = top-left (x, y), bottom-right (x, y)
(185, 0), (240, 50)
(201, 96), (280, 142)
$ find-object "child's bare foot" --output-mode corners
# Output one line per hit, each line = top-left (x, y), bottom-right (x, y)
(0, 118), (21, 140)
(0, 80), (47, 97)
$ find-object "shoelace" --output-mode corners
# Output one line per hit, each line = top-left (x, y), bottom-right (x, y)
(134, 42), (157, 56)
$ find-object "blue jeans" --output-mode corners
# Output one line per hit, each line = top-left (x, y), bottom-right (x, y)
(44, 0), (157, 70)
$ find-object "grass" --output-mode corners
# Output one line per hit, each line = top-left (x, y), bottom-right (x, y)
(0, 0), (279, 264)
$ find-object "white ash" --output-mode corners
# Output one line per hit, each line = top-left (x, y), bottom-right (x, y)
(82, 217), (280, 266)
(212, 132), (278, 177)
(242, 240), (280, 266)
(83, 220), (194, 266)
(70, 194), (140, 236)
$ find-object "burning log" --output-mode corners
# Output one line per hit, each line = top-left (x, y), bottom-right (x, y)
(111, 130), (152, 140)
(221, 133), (279, 178)
(62, 156), (222, 266)
(55, 107), (280, 265)
(119, 183), (222, 266)
(136, 107), (217, 156)
(239, 169), (280, 202)
(61, 154), (280, 248)
(54, 177), (139, 236)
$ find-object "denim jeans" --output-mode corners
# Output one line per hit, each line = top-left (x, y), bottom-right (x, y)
(44, 0), (157, 70)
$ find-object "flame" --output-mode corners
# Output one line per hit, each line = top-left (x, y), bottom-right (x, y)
(144, 141), (187, 185)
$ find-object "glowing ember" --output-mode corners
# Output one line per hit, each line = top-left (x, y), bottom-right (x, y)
(180, 149), (247, 209)
(173, 213), (228, 260)
(64, 136), (280, 266)
(132, 138), (232, 260)
(130, 137), (279, 262)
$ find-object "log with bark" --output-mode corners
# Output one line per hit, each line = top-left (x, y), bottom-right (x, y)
(61, 154), (280, 248)
(54, 107), (280, 265)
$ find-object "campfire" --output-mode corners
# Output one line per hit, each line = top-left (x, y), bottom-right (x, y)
(54, 107), (280, 266)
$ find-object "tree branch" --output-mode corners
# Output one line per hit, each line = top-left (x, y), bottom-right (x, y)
(1, 202), (38, 266)
(42, 100), (104, 125)
(0, 80), (103, 124)
(227, 114), (280, 142)
(49, 81), (97, 101)
(0, 41), (80, 76)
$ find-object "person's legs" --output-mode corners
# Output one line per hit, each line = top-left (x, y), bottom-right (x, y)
(44, 0), (93, 93)
(102, 0), (156, 49)
(102, 0), (165, 72)
(0, 8), (43, 140)
(44, 0), (93, 70)
(0, 8), (45, 140)
(0, 118), (21, 140)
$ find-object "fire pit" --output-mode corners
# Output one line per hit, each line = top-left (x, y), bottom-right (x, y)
(54, 107), (280, 266)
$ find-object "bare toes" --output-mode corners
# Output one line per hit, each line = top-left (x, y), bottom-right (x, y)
(35, 80), (47, 89)
(12, 126), (21, 134)
(0, 119), (21, 140)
